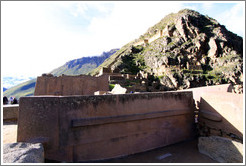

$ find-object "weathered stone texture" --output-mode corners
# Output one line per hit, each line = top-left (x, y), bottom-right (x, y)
(198, 136), (243, 163)
(34, 74), (109, 96)
(17, 91), (195, 162)
(198, 92), (243, 141)
(178, 84), (232, 107)
(3, 105), (19, 121)
(208, 37), (218, 58)
(3, 142), (44, 163)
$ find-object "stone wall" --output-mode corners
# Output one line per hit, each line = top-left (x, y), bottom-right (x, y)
(198, 92), (243, 142)
(3, 105), (19, 122)
(178, 84), (232, 107)
(34, 74), (109, 96)
(17, 91), (195, 162)
(133, 28), (169, 46)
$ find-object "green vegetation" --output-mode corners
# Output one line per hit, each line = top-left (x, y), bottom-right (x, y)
(182, 69), (203, 74)
(52, 49), (118, 76)
(157, 75), (166, 80)
(89, 44), (132, 76)
(109, 84), (115, 91)
(3, 79), (37, 99)
(218, 54), (241, 62)
(51, 63), (97, 76)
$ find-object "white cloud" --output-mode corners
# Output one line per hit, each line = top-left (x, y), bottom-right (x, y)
(1, 1), (244, 79)
(87, 1), (184, 52)
(1, 1), (91, 77)
(202, 2), (214, 11)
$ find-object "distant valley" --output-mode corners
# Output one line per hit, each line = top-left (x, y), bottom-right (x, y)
(3, 49), (119, 99)
(3, 9), (244, 99)
(3, 87), (8, 92)
(3, 76), (35, 89)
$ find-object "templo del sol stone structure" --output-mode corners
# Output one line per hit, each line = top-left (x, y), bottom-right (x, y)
(17, 91), (195, 162)
(34, 74), (109, 96)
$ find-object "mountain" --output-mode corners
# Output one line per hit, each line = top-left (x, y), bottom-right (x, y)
(89, 9), (243, 93)
(3, 79), (37, 99)
(2, 76), (35, 89)
(50, 49), (119, 76)
(3, 87), (8, 92)
(3, 49), (119, 99)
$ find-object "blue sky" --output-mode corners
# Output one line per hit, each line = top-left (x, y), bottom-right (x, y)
(1, 1), (245, 78)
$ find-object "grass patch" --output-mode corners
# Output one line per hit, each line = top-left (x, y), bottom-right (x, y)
(109, 84), (115, 91)
(3, 79), (37, 99)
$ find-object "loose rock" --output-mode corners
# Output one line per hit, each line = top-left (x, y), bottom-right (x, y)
(3, 142), (44, 163)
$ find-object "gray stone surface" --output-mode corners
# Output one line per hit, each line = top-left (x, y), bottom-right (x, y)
(198, 136), (243, 163)
(3, 142), (44, 163)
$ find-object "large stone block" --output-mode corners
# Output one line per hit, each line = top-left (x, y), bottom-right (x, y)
(178, 84), (232, 107)
(3, 142), (44, 163)
(17, 91), (195, 162)
(198, 136), (243, 163)
(34, 74), (109, 96)
(199, 92), (243, 140)
(3, 105), (19, 121)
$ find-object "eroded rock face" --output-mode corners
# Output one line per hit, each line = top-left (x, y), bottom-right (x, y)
(92, 9), (243, 93)
(198, 136), (243, 163)
(208, 38), (217, 58)
(3, 142), (44, 163)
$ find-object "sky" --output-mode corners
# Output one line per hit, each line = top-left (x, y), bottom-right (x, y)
(1, 1), (245, 78)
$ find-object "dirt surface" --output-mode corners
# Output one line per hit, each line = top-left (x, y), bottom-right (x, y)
(92, 139), (217, 163)
(3, 122), (216, 163)
(2, 121), (18, 144)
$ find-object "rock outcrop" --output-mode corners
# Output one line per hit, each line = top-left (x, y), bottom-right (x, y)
(3, 142), (44, 163)
(90, 9), (243, 94)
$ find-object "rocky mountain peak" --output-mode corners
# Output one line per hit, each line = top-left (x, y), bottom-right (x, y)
(89, 9), (243, 93)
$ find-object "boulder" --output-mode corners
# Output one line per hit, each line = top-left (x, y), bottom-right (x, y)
(198, 136), (243, 163)
(208, 37), (217, 58)
(3, 142), (44, 163)
(110, 84), (127, 94)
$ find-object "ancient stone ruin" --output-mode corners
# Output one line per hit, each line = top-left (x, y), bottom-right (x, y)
(3, 72), (243, 163)
(3, 8), (244, 163)
(3, 77), (243, 162)
(34, 74), (109, 96)
(17, 91), (195, 162)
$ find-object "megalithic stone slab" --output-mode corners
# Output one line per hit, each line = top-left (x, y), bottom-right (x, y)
(17, 91), (195, 162)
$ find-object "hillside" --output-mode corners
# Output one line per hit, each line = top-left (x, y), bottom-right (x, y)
(50, 49), (119, 76)
(3, 49), (119, 99)
(3, 79), (37, 99)
(89, 9), (243, 93)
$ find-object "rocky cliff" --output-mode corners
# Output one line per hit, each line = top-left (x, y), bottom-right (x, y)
(89, 9), (243, 93)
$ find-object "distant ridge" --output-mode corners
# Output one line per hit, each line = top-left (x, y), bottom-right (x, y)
(3, 49), (119, 99)
(50, 49), (119, 76)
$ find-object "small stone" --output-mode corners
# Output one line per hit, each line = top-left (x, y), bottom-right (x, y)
(110, 84), (127, 94)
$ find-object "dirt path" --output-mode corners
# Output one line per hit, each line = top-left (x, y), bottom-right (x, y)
(3, 121), (18, 144)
